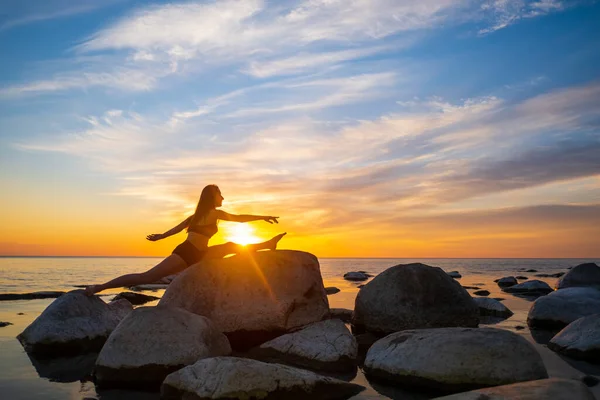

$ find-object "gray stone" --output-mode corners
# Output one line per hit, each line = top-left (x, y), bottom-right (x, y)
(495, 277), (518, 287)
(548, 314), (600, 363)
(253, 319), (357, 372)
(0, 291), (65, 301)
(527, 287), (600, 329)
(95, 306), (231, 389)
(343, 271), (369, 281)
(111, 291), (160, 305)
(503, 280), (553, 295)
(17, 291), (131, 355)
(352, 263), (479, 335)
(473, 297), (514, 318)
(160, 250), (329, 349)
(557, 263), (600, 289)
(329, 308), (353, 323)
(364, 327), (548, 393)
(325, 287), (340, 295)
(433, 378), (594, 399)
(161, 357), (365, 400)
(447, 271), (462, 278)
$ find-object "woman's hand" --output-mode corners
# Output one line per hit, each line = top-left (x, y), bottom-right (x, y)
(146, 233), (164, 241)
(263, 216), (279, 224)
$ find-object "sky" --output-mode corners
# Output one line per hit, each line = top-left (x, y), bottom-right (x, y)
(0, 0), (599, 258)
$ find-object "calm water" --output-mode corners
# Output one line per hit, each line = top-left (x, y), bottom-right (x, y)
(1, 257), (599, 400)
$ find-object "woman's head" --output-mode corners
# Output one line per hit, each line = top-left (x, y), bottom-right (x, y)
(188, 184), (223, 229)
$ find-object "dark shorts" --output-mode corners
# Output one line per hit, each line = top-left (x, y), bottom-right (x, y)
(172, 241), (206, 267)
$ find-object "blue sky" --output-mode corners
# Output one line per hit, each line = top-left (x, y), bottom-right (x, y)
(0, 0), (599, 257)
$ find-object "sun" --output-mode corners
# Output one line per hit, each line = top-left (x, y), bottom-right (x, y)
(226, 224), (261, 246)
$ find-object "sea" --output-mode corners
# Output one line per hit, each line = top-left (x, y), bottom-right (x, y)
(1, 256), (599, 400)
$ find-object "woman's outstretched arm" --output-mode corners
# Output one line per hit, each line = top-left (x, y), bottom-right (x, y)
(147, 216), (192, 241)
(216, 210), (278, 224)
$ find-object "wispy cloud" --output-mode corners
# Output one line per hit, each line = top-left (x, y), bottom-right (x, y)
(479, 0), (569, 34)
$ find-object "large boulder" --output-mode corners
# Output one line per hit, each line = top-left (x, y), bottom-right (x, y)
(352, 263), (479, 335)
(17, 291), (132, 355)
(159, 250), (329, 349)
(433, 378), (595, 399)
(502, 280), (553, 295)
(527, 287), (600, 329)
(557, 263), (600, 289)
(495, 277), (517, 287)
(473, 297), (513, 318)
(548, 314), (600, 363)
(161, 357), (365, 400)
(95, 306), (231, 389)
(251, 319), (357, 372)
(364, 327), (548, 393)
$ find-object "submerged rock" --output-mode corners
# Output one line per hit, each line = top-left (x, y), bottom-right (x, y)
(473, 290), (490, 296)
(557, 263), (600, 289)
(0, 321), (13, 327)
(548, 314), (600, 363)
(329, 308), (353, 323)
(252, 319), (357, 372)
(515, 276), (529, 280)
(17, 291), (132, 355)
(447, 271), (462, 279)
(473, 297), (513, 318)
(161, 357), (365, 400)
(129, 284), (169, 291)
(111, 292), (160, 305)
(160, 250), (329, 349)
(527, 287), (600, 329)
(343, 272), (369, 281)
(352, 263), (478, 335)
(535, 272), (565, 278)
(495, 277), (517, 287)
(325, 287), (340, 295)
(95, 306), (231, 389)
(0, 291), (65, 301)
(503, 280), (553, 295)
(364, 327), (548, 393)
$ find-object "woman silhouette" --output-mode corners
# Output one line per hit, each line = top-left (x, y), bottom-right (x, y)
(85, 184), (286, 295)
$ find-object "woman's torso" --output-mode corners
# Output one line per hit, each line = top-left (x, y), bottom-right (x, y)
(186, 210), (218, 250)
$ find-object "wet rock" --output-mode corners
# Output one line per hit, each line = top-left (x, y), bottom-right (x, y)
(95, 306), (231, 389)
(161, 357), (365, 400)
(557, 263), (600, 289)
(27, 351), (98, 383)
(160, 250), (329, 350)
(111, 292), (160, 305)
(364, 327), (548, 393)
(447, 271), (462, 279)
(462, 286), (480, 290)
(329, 308), (353, 323)
(493, 297), (506, 301)
(0, 291), (65, 301)
(325, 287), (340, 295)
(495, 277), (517, 287)
(582, 375), (599, 387)
(515, 325), (525, 330)
(17, 312), (24, 315)
(503, 280), (553, 295)
(527, 287), (600, 329)
(129, 284), (169, 291)
(17, 291), (132, 356)
(548, 314), (600, 363)
(473, 298), (513, 318)
(526, 269), (538, 273)
(0, 321), (13, 327)
(343, 272), (369, 281)
(352, 263), (478, 335)
(473, 290), (490, 296)
(535, 272), (565, 278)
(516, 276), (528, 280)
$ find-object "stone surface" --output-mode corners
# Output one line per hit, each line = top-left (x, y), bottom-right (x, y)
(17, 291), (132, 355)
(252, 319), (357, 372)
(95, 306), (231, 389)
(495, 277), (517, 287)
(352, 263), (479, 335)
(329, 308), (353, 323)
(325, 287), (340, 295)
(433, 378), (595, 399)
(473, 298), (513, 318)
(557, 263), (600, 289)
(473, 290), (490, 296)
(527, 287), (600, 329)
(447, 271), (462, 278)
(364, 327), (548, 393)
(0, 321), (13, 327)
(111, 291), (160, 305)
(548, 314), (600, 363)
(516, 276), (529, 280)
(160, 250), (329, 349)
(503, 280), (553, 295)
(161, 357), (365, 400)
(0, 291), (65, 301)
(343, 272), (369, 281)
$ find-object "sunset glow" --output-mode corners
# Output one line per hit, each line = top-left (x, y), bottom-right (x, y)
(225, 224), (261, 246)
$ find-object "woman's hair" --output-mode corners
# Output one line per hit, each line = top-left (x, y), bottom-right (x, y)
(187, 184), (219, 231)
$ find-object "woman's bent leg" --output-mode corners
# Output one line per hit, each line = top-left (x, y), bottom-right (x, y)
(84, 254), (187, 295)
(202, 233), (287, 260)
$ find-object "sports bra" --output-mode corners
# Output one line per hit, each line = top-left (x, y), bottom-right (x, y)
(188, 222), (218, 238)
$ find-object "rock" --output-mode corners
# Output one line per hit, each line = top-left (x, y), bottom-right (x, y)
(161, 357), (365, 400)
(251, 319), (357, 372)
(447, 271), (462, 278)
(157, 274), (177, 284)
(548, 314), (600, 363)
(0, 291), (66, 301)
(325, 287), (340, 295)
(95, 306), (231, 389)
(17, 312), (24, 315)
(515, 325), (525, 330)
(432, 378), (594, 399)
(352, 263), (478, 335)
(557, 263), (600, 289)
(343, 271), (369, 281)
(495, 277), (518, 287)
(473, 298), (513, 318)
(160, 250), (329, 349)
(492, 297), (506, 301)
(329, 308), (353, 323)
(26, 351), (97, 383)
(516, 276), (529, 280)
(527, 287), (600, 329)
(535, 272), (565, 278)
(17, 291), (132, 356)
(0, 321), (13, 327)
(503, 280), (553, 295)
(473, 290), (490, 296)
(111, 291), (160, 305)
(583, 375), (599, 387)
(364, 327), (548, 393)
(129, 284), (169, 291)
(358, 284), (365, 288)
(526, 269), (538, 273)
(462, 286), (480, 290)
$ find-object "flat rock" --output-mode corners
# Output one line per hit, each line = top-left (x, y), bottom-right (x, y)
(473, 290), (490, 296)
(516, 276), (529, 280)
(352, 263), (479, 335)
(95, 306), (231, 389)
(447, 271), (462, 278)
(111, 291), (160, 305)
(0, 321), (13, 327)
(129, 284), (169, 291)
(17, 291), (132, 356)
(343, 272), (369, 281)
(161, 357), (365, 400)
(462, 286), (480, 290)
(557, 263), (600, 289)
(433, 378), (595, 399)
(364, 327), (548, 393)
(325, 287), (340, 295)
(252, 319), (357, 372)
(495, 277), (517, 287)
(527, 287), (600, 329)
(473, 298), (513, 318)
(548, 314), (600, 363)
(0, 291), (66, 301)
(535, 272), (565, 278)
(160, 250), (329, 349)
(329, 308), (353, 323)
(503, 280), (553, 295)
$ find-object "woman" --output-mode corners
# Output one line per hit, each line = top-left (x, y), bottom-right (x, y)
(84, 184), (286, 295)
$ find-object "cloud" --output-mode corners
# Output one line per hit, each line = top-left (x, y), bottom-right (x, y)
(479, 0), (569, 34)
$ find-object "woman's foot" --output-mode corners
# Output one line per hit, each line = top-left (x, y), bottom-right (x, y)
(83, 285), (102, 296)
(267, 232), (287, 250)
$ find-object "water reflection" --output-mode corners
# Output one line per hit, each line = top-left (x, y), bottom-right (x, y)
(27, 351), (97, 383)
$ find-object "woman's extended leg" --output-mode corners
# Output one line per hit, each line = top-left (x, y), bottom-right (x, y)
(84, 254), (187, 296)
(203, 232), (287, 260)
